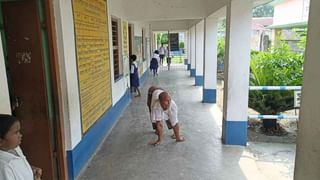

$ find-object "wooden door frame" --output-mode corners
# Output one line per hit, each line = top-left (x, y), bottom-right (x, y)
(43, 1), (67, 179)
(128, 23), (133, 57)
(0, 1), (67, 178)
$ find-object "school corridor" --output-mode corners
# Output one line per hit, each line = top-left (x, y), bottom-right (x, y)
(78, 66), (295, 180)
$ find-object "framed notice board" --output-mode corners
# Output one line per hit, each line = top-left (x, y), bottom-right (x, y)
(169, 33), (179, 51)
(72, 0), (112, 133)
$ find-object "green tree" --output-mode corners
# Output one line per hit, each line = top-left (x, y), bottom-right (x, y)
(253, 4), (274, 17)
(217, 37), (225, 65)
(156, 33), (168, 45)
(179, 42), (184, 48)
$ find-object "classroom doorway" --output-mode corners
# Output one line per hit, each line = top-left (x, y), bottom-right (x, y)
(0, 0), (66, 179)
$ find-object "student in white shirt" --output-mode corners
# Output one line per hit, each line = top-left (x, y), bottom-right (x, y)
(148, 91), (185, 145)
(0, 114), (42, 180)
(159, 44), (166, 65)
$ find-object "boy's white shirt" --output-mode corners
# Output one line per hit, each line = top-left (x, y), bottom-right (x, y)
(0, 146), (34, 180)
(151, 100), (178, 126)
(153, 54), (160, 65)
(159, 46), (165, 55)
(130, 61), (137, 74)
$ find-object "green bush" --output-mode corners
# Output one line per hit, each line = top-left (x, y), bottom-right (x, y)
(179, 42), (185, 48)
(217, 37), (225, 64)
(249, 42), (304, 115)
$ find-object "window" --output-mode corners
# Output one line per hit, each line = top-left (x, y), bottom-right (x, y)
(112, 17), (123, 80)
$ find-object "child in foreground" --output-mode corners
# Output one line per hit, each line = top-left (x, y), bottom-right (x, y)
(0, 114), (42, 180)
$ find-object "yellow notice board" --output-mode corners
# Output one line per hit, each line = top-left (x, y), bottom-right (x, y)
(122, 21), (129, 76)
(122, 21), (129, 57)
(72, 0), (112, 132)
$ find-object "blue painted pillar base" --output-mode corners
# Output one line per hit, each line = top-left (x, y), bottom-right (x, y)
(190, 69), (196, 77)
(187, 64), (191, 70)
(222, 119), (247, 146)
(195, 75), (203, 86)
(202, 89), (216, 103)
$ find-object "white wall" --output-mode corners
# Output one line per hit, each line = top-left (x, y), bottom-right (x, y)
(54, 0), (82, 150)
(132, 21), (151, 72)
(108, 2), (128, 105)
(53, 0), (152, 150)
(109, 0), (126, 18)
(195, 20), (204, 77)
(0, 35), (11, 115)
(109, 2), (151, 105)
(273, 0), (309, 25)
(204, 16), (218, 90)
(190, 26), (196, 69)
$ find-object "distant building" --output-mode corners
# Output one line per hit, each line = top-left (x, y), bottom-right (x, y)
(268, 0), (309, 51)
(251, 17), (273, 51)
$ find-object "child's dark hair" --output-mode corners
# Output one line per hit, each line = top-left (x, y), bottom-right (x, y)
(0, 114), (18, 139)
(154, 50), (159, 54)
(130, 54), (137, 61)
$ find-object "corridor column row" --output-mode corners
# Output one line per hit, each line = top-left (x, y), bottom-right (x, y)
(195, 20), (204, 86)
(186, 0), (252, 146)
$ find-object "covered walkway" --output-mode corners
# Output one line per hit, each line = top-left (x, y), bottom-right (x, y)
(78, 66), (295, 180)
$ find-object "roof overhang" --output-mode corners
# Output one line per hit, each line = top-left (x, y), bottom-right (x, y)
(267, 21), (308, 29)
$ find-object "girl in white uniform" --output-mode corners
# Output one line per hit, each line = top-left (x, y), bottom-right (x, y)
(0, 114), (42, 180)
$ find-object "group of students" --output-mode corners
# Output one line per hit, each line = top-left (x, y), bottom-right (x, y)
(0, 114), (42, 180)
(150, 44), (172, 76)
(130, 44), (172, 97)
(130, 50), (185, 145)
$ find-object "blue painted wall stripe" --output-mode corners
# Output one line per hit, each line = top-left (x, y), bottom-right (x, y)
(202, 89), (216, 103)
(140, 70), (149, 85)
(67, 70), (151, 179)
(190, 69), (196, 77)
(222, 120), (247, 146)
(195, 75), (203, 86)
(67, 90), (131, 179)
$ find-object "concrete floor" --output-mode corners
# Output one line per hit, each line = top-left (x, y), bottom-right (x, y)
(78, 65), (296, 180)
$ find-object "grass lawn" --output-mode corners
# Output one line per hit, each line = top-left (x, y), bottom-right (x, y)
(170, 56), (185, 64)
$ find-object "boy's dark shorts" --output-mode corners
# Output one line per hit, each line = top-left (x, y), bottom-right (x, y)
(152, 120), (172, 130)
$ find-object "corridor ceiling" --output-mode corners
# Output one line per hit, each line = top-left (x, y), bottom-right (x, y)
(110, 0), (273, 31)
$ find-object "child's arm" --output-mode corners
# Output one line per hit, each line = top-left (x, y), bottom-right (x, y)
(31, 165), (42, 180)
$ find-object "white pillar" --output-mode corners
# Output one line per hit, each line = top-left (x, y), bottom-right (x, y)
(0, 35), (11, 115)
(294, 0), (320, 179)
(190, 26), (196, 77)
(187, 30), (191, 70)
(203, 16), (218, 103)
(195, 19), (205, 86)
(222, 0), (252, 146)
(184, 31), (189, 66)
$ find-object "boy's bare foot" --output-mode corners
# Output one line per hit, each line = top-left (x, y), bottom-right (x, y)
(148, 140), (161, 146)
(176, 136), (185, 142)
